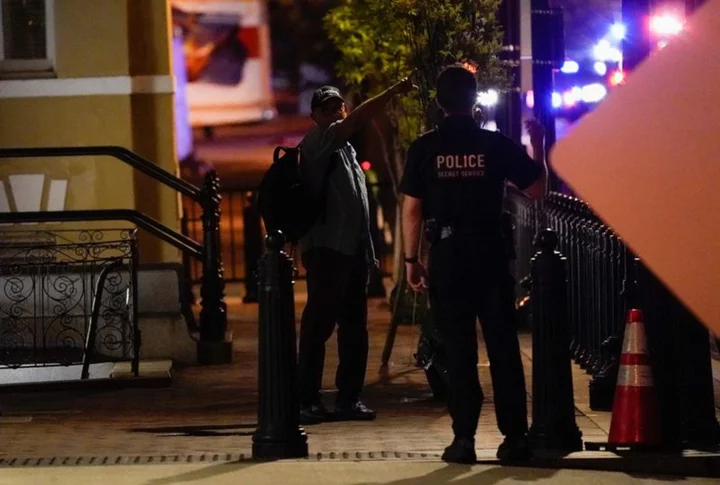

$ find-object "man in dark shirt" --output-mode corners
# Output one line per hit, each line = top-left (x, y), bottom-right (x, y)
(298, 77), (415, 425)
(400, 65), (547, 464)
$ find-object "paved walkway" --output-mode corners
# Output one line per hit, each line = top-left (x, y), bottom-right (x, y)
(3, 460), (719, 485)
(0, 283), (718, 477)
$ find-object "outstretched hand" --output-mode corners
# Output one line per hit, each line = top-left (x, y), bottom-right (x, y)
(395, 70), (419, 95)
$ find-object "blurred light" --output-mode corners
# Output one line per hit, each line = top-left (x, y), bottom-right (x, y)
(593, 40), (611, 60)
(552, 92), (562, 108)
(563, 91), (576, 108)
(560, 60), (579, 74)
(525, 90), (535, 109)
(571, 86), (582, 99)
(361, 161), (372, 171)
(594, 61), (608, 76)
(657, 40), (669, 49)
(477, 89), (499, 107)
(581, 83), (608, 103)
(650, 14), (683, 36)
(609, 70), (625, 86)
(610, 23), (626, 40)
(593, 40), (622, 62)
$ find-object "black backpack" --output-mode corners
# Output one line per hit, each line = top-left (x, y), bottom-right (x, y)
(258, 146), (336, 244)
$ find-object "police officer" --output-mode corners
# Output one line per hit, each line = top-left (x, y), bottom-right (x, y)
(399, 65), (547, 464)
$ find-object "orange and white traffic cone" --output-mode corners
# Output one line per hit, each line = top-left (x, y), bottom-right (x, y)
(607, 308), (663, 447)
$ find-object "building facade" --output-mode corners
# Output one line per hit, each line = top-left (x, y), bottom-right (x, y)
(0, 0), (181, 263)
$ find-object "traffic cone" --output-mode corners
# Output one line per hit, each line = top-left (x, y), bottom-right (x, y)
(608, 309), (663, 447)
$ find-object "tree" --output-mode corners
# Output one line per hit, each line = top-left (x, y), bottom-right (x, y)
(325, 0), (507, 327)
(327, 0), (506, 145)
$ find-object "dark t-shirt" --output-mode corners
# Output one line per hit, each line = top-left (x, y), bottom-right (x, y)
(400, 115), (542, 229)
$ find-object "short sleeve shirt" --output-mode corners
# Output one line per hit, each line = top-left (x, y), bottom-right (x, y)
(400, 115), (542, 228)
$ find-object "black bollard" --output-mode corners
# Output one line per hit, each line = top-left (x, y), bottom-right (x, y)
(252, 231), (308, 459)
(243, 191), (263, 303)
(528, 229), (583, 451)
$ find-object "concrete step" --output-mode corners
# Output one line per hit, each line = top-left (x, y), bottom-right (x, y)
(0, 360), (172, 392)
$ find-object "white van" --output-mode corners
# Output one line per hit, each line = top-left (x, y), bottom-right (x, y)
(171, 0), (276, 128)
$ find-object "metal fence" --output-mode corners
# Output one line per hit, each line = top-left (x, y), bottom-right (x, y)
(544, 194), (628, 375)
(509, 192), (719, 442)
(508, 192), (630, 374)
(0, 228), (139, 370)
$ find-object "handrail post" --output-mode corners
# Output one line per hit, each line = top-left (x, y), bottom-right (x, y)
(198, 170), (232, 365)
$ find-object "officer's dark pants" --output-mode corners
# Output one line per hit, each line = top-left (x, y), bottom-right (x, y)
(429, 236), (528, 441)
(298, 248), (369, 407)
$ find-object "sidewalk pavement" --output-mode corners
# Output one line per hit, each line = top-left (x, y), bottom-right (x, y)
(4, 460), (720, 485)
(0, 282), (718, 478)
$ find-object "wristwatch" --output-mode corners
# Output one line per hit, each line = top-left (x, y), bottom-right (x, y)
(404, 255), (419, 264)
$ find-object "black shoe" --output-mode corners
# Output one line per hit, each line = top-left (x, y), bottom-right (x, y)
(442, 438), (477, 464)
(299, 401), (329, 425)
(497, 435), (532, 462)
(333, 400), (376, 421)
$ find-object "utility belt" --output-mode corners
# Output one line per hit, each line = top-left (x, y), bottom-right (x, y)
(424, 213), (516, 260)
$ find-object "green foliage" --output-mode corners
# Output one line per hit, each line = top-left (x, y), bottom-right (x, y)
(325, 0), (507, 149)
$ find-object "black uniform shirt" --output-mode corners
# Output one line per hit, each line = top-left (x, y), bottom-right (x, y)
(400, 115), (542, 230)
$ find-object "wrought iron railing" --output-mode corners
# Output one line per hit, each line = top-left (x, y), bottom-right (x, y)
(0, 228), (138, 372)
(0, 146), (229, 363)
(543, 193), (627, 375)
(509, 190), (719, 444)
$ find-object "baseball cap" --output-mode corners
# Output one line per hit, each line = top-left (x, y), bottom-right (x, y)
(311, 85), (344, 112)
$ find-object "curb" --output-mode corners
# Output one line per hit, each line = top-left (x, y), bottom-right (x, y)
(0, 375), (172, 393)
(0, 450), (717, 477)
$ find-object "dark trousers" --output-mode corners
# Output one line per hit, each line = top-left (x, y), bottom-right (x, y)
(298, 247), (369, 406)
(429, 237), (528, 441)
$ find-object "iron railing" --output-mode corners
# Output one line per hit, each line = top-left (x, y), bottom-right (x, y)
(0, 145), (229, 363)
(543, 193), (627, 375)
(0, 229), (139, 372)
(509, 190), (719, 444)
